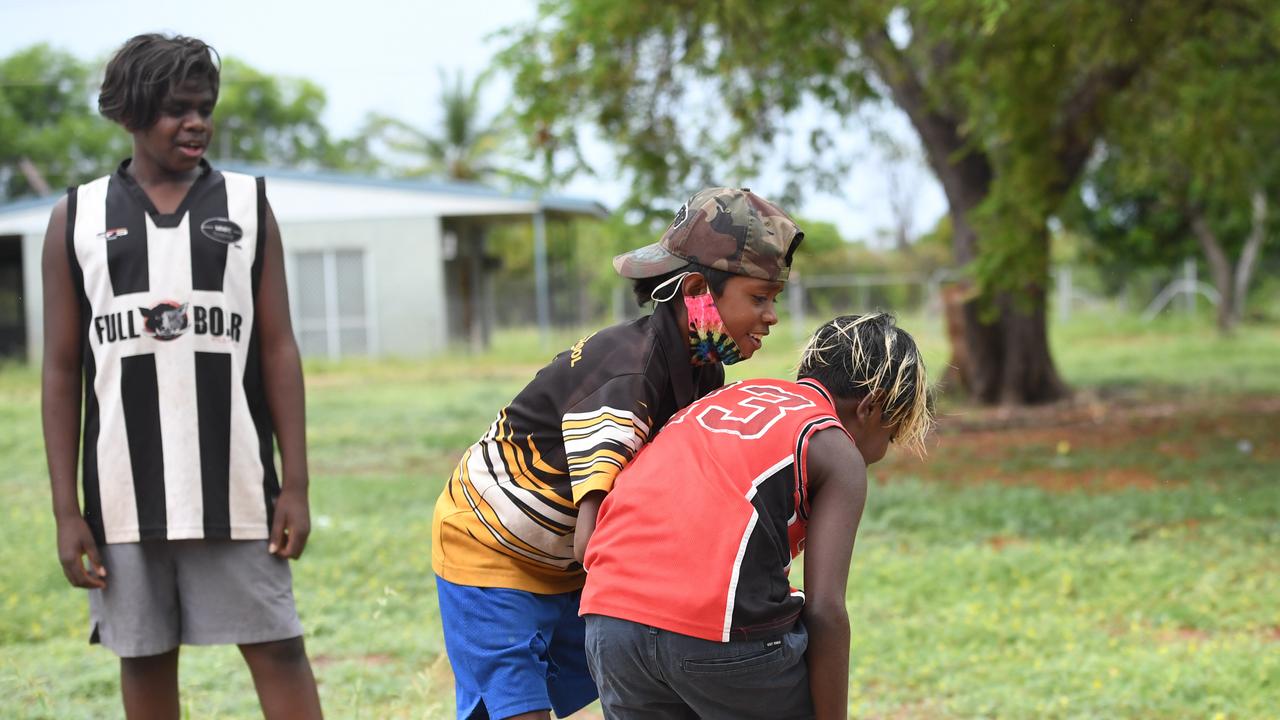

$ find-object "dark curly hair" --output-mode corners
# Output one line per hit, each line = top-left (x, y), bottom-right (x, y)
(630, 262), (737, 307)
(99, 34), (221, 131)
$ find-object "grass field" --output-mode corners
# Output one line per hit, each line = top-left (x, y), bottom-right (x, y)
(2, 311), (1278, 718)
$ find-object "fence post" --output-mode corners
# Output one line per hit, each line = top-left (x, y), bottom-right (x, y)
(532, 209), (551, 350)
(612, 284), (626, 324)
(790, 275), (806, 342)
(1056, 265), (1072, 324)
(1182, 258), (1196, 317)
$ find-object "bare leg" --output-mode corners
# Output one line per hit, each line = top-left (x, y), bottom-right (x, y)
(503, 712), (551, 720)
(239, 636), (323, 720)
(120, 648), (180, 720)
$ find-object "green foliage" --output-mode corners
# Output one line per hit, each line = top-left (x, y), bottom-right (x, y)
(791, 216), (844, 255)
(2, 316), (1279, 717)
(485, 211), (657, 324)
(0, 44), (376, 200)
(497, 1), (877, 218)
(0, 44), (127, 200)
(1065, 3), (1280, 292)
(497, 1), (1224, 288)
(357, 68), (532, 186)
(212, 58), (343, 169)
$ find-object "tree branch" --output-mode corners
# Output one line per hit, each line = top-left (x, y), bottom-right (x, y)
(1233, 188), (1267, 322)
(1189, 205), (1236, 331)
(1054, 63), (1145, 188)
(860, 26), (992, 259)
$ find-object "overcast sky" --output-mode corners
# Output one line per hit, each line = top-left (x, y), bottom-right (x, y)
(2, 0), (946, 242)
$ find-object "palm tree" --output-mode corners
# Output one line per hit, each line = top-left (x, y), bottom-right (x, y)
(363, 68), (528, 185)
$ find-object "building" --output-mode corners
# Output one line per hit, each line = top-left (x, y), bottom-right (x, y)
(0, 165), (607, 363)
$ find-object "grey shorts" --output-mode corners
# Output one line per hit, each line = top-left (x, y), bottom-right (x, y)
(88, 540), (304, 658)
(584, 614), (814, 720)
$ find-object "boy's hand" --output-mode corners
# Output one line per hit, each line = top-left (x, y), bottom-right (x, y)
(56, 516), (106, 589)
(269, 487), (311, 559)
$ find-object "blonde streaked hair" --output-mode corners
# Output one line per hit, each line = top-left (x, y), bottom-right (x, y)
(797, 313), (934, 457)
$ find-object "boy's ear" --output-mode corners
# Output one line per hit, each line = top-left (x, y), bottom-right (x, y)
(856, 390), (886, 421)
(681, 272), (708, 297)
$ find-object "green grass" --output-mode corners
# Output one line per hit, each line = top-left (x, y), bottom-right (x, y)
(1, 313), (1278, 718)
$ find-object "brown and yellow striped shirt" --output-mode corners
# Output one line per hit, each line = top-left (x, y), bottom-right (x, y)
(431, 303), (722, 594)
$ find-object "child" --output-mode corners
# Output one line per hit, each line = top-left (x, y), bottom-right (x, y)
(41, 34), (323, 719)
(580, 313), (933, 720)
(431, 187), (803, 719)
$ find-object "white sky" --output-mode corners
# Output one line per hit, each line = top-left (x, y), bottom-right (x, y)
(1, 0), (946, 242)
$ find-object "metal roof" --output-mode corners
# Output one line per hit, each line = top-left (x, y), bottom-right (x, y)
(0, 164), (608, 233)
(222, 163), (608, 217)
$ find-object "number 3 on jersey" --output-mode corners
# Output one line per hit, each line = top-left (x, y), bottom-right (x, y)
(674, 384), (816, 440)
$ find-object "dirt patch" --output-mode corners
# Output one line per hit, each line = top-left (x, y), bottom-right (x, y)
(931, 392), (1280, 435)
(878, 394), (1280, 491)
(987, 534), (1023, 551)
(1000, 467), (1168, 493)
(1167, 628), (1212, 643)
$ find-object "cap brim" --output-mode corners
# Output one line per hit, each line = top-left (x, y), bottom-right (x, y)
(612, 243), (689, 279)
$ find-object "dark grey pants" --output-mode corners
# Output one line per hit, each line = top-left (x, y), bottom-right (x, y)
(584, 614), (814, 719)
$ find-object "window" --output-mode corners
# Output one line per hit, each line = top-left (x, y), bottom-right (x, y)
(0, 236), (24, 358)
(292, 249), (374, 359)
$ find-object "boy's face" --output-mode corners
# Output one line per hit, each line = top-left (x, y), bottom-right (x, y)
(712, 275), (784, 361)
(134, 79), (215, 174)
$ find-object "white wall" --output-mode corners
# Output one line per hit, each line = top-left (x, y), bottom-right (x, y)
(22, 231), (42, 364)
(280, 216), (445, 357)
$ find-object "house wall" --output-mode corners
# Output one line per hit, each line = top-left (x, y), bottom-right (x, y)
(0, 173), (604, 363)
(21, 231), (41, 364)
(280, 215), (446, 357)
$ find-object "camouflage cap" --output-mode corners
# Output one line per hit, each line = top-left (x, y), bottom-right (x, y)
(613, 187), (803, 282)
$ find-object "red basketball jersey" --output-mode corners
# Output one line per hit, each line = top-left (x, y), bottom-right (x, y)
(580, 378), (850, 642)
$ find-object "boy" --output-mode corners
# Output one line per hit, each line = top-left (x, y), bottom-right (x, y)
(579, 313), (933, 719)
(41, 34), (323, 719)
(431, 187), (803, 719)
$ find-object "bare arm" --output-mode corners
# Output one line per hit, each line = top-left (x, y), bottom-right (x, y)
(573, 489), (606, 565)
(256, 200), (311, 558)
(41, 196), (105, 589)
(802, 427), (869, 720)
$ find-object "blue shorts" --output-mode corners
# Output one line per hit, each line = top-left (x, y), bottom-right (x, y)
(435, 576), (598, 719)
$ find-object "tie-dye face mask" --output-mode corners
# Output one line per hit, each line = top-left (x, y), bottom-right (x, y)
(684, 292), (742, 366)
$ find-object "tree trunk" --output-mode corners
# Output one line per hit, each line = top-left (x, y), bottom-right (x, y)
(941, 179), (1068, 405)
(953, 282), (1068, 406)
(952, 219), (1068, 405)
(863, 26), (1087, 406)
(1190, 210), (1237, 333)
(993, 284), (1069, 405)
(1232, 189), (1267, 325)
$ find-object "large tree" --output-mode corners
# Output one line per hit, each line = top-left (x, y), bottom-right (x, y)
(498, 0), (1232, 404)
(1076, 3), (1280, 333)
